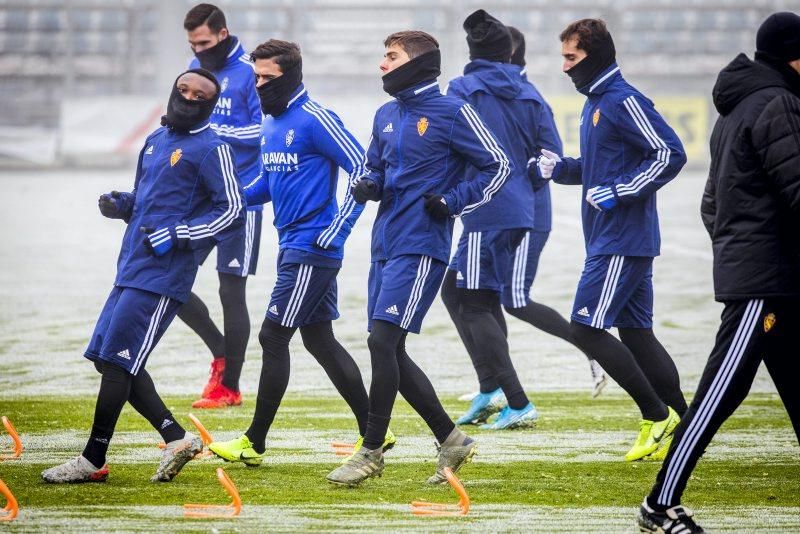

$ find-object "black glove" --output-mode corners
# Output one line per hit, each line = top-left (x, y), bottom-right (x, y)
(423, 194), (450, 220)
(98, 191), (122, 218)
(351, 179), (379, 204)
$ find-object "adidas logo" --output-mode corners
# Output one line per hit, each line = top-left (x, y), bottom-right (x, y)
(269, 305), (279, 315)
(385, 305), (399, 316)
(160, 419), (173, 429)
(577, 307), (591, 317)
(456, 271), (464, 280)
(145, 145), (154, 155)
(383, 122), (393, 133)
(116, 349), (131, 360)
(228, 258), (241, 268)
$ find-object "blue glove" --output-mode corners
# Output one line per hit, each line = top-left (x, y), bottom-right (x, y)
(141, 226), (187, 256)
(351, 179), (380, 204)
(423, 194), (450, 220)
(586, 185), (618, 211)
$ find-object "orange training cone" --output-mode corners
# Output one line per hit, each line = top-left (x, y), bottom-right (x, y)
(183, 468), (242, 518)
(410, 467), (470, 516)
(331, 440), (355, 456)
(0, 479), (19, 521)
(0, 416), (22, 460)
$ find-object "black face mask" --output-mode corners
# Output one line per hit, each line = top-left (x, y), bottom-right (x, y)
(566, 33), (616, 90)
(256, 62), (303, 117)
(382, 49), (442, 96)
(194, 35), (235, 72)
(161, 69), (220, 132)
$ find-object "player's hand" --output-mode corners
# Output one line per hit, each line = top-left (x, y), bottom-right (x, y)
(586, 185), (618, 211)
(423, 194), (450, 220)
(537, 149), (562, 180)
(98, 191), (122, 218)
(351, 178), (379, 204)
(141, 226), (175, 256)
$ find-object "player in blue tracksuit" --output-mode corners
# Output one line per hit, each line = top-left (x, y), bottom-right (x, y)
(42, 69), (245, 484)
(327, 30), (510, 487)
(538, 19), (688, 461)
(207, 40), (378, 467)
(180, 4), (263, 407)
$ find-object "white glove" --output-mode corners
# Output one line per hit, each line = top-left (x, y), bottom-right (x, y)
(537, 149), (562, 179)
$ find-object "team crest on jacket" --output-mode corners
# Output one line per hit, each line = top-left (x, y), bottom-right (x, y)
(764, 312), (776, 332)
(221, 76), (229, 93)
(286, 129), (295, 147)
(417, 117), (429, 136)
(170, 148), (182, 167)
(592, 108), (601, 127)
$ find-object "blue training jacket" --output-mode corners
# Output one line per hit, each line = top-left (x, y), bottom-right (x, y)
(244, 85), (366, 265)
(111, 122), (245, 302)
(447, 59), (561, 232)
(364, 80), (512, 265)
(556, 64), (686, 256)
(189, 37), (263, 211)
(519, 66), (562, 233)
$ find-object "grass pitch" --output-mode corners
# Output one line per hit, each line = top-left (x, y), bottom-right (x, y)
(0, 392), (798, 532)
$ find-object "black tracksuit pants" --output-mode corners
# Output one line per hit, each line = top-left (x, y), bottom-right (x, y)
(647, 298), (800, 509)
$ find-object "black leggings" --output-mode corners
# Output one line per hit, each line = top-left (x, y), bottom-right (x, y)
(362, 320), (455, 450)
(82, 361), (185, 467)
(245, 319), (369, 453)
(177, 272), (249, 391)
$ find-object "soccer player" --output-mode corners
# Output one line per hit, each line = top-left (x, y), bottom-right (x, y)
(637, 13), (800, 533)
(180, 3), (263, 408)
(207, 40), (390, 466)
(327, 30), (510, 486)
(537, 19), (688, 461)
(41, 69), (244, 483)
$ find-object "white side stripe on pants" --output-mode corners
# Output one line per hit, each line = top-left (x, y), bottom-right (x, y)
(467, 232), (482, 290)
(592, 255), (624, 328)
(131, 295), (169, 375)
(401, 256), (432, 330)
(282, 265), (314, 327)
(241, 211), (255, 277)
(511, 232), (530, 308)
(657, 298), (763, 505)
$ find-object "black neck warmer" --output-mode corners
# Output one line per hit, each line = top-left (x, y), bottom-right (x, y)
(382, 50), (441, 96)
(755, 51), (800, 97)
(195, 36), (236, 72)
(566, 33), (616, 90)
(161, 68), (220, 132)
(464, 9), (512, 63)
(510, 37), (526, 67)
(257, 61), (303, 117)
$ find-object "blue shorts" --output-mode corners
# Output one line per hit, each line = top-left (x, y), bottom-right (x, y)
(266, 250), (339, 328)
(502, 230), (549, 309)
(368, 254), (446, 334)
(197, 209), (262, 277)
(572, 254), (654, 329)
(84, 286), (181, 375)
(451, 228), (528, 293)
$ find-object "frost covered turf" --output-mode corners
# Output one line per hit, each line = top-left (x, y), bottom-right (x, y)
(1, 170), (799, 530)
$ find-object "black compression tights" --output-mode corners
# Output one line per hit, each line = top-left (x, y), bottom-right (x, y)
(245, 319), (369, 453)
(83, 361), (185, 468)
(177, 273), (249, 391)
(362, 320), (455, 450)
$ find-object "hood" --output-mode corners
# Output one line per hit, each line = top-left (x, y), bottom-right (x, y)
(712, 53), (788, 115)
(462, 59), (521, 99)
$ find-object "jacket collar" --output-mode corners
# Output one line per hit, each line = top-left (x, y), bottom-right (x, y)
(285, 83), (309, 112)
(223, 37), (245, 68)
(579, 62), (621, 96)
(394, 79), (440, 103)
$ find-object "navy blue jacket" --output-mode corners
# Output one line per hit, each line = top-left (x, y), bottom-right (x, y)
(190, 37), (263, 211)
(556, 64), (686, 256)
(447, 60), (560, 232)
(364, 80), (511, 265)
(111, 123), (245, 302)
(244, 85), (365, 265)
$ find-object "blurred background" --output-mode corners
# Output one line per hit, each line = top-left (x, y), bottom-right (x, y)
(0, 0), (796, 168)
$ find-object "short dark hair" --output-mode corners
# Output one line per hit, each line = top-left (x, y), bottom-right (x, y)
(184, 3), (226, 33)
(250, 39), (302, 72)
(384, 31), (439, 59)
(559, 18), (611, 54)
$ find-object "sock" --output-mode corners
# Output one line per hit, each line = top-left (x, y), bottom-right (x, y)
(218, 273), (249, 392)
(178, 292), (225, 359)
(128, 369), (186, 443)
(362, 321), (404, 450)
(83, 361), (132, 468)
(363, 413), (391, 451)
(440, 426), (474, 447)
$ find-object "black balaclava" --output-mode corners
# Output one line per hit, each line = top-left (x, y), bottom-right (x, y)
(382, 49), (441, 96)
(161, 68), (220, 132)
(195, 35), (236, 72)
(566, 29), (616, 90)
(256, 61), (303, 117)
(508, 26), (526, 67)
(464, 9), (512, 63)
(755, 12), (800, 93)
